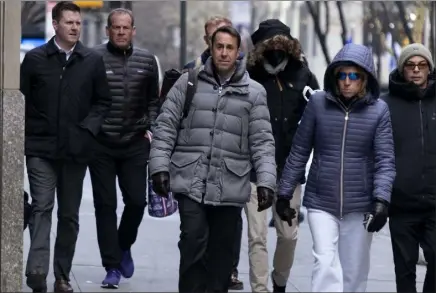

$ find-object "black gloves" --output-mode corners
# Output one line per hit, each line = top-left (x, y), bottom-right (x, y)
(276, 198), (297, 227)
(257, 187), (274, 212)
(151, 172), (170, 197)
(366, 198), (389, 233)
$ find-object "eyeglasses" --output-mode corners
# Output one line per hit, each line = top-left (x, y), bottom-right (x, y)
(404, 62), (428, 71)
(337, 72), (361, 81)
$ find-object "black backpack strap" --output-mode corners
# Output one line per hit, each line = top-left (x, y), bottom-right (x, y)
(182, 68), (199, 119)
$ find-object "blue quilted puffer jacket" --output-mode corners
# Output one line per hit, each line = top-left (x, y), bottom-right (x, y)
(278, 43), (396, 219)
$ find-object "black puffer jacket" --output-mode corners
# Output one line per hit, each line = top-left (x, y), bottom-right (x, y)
(247, 35), (319, 181)
(381, 70), (436, 214)
(94, 42), (160, 146)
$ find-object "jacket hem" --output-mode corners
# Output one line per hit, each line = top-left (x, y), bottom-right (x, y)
(303, 203), (372, 218)
(176, 192), (246, 207)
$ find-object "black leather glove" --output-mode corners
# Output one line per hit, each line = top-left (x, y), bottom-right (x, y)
(367, 198), (389, 233)
(151, 172), (170, 197)
(275, 198), (297, 227)
(257, 187), (274, 212)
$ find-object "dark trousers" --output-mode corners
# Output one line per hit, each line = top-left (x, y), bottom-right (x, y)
(390, 210), (435, 293)
(25, 157), (87, 282)
(89, 138), (149, 269)
(232, 211), (243, 276)
(177, 194), (242, 293)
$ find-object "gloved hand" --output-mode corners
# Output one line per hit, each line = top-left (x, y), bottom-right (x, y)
(366, 198), (389, 233)
(151, 172), (170, 197)
(276, 198), (297, 227)
(257, 187), (274, 212)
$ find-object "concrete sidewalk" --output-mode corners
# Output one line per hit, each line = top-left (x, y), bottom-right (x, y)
(22, 170), (426, 292)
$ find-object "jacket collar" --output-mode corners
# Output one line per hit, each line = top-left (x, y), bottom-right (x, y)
(106, 41), (133, 57)
(388, 69), (436, 101)
(199, 57), (249, 96)
(202, 57), (247, 85)
(46, 36), (86, 57)
(200, 49), (211, 64)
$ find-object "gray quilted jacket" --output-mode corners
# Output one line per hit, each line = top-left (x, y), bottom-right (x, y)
(278, 43), (396, 218)
(149, 57), (276, 207)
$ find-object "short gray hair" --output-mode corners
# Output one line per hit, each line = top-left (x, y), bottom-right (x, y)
(107, 8), (135, 28)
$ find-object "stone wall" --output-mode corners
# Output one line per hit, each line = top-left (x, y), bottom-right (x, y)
(0, 0), (25, 291)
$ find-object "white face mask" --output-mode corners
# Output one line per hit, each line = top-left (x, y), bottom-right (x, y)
(263, 57), (288, 75)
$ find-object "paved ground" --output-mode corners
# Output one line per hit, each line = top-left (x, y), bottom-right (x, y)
(23, 170), (426, 292)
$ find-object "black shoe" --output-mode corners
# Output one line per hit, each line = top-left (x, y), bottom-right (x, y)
(54, 279), (73, 293)
(268, 218), (275, 228)
(271, 273), (286, 292)
(26, 274), (47, 293)
(228, 271), (244, 290)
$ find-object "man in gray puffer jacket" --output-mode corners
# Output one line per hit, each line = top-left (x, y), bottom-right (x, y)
(149, 26), (276, 293)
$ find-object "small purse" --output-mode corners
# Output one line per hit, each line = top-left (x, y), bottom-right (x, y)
(147, 167), (178, 218)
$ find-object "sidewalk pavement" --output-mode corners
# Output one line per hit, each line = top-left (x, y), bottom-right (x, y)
(23, 170), (426, 292)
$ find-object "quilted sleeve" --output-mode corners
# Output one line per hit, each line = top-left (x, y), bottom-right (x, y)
(248, 87), (277, 192)
(278, 92), (319, 199)
(148, 73), (189, 176)
(373, 102), (396, 202)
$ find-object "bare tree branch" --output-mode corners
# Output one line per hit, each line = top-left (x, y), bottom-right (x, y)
(394, 1), (415, 44)
(336, 1), (347, 45)
(306, 1), (331, 64)
(379, 2), (399, 62)
(323, 1), (330, 37)
(368, 2), (383, 80)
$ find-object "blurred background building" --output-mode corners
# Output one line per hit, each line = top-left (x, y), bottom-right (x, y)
(21, 1), (436, 89)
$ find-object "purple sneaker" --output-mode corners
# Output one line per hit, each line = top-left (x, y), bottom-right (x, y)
(102, 269), (121, 289)
(120, 250), (134, 278)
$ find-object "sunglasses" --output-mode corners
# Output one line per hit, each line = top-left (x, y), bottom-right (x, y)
(404, 62), (428, 71)
(337, 72), (361, 81)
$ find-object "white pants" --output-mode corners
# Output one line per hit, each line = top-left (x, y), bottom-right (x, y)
(307, 209), (373, 292)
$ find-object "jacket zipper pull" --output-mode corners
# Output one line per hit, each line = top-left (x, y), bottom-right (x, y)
(276, 76), (283, 92)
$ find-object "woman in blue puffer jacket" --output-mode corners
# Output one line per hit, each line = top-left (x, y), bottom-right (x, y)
(275, 43), (396, 292)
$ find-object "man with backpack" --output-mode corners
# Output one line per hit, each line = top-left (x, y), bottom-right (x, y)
(149, 26), (276, 293)
(161, 16), (245, 290)
(244, 19), (320, 292)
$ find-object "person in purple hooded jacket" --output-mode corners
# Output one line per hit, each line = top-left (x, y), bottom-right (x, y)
(276, 43), (396, 292)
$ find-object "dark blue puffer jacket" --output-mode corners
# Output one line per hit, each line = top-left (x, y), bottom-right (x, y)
(278, 43), (396, 219)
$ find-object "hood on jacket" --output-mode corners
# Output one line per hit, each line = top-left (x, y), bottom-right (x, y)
(324, 43), (380, 100)
(388, 68), (436, 100)
(246, 34), (305, 67)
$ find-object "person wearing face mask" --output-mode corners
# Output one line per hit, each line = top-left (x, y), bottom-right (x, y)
(277, 43), (396, 292)
(381, 43), (435, 293)
(245, 19), (319, 292)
